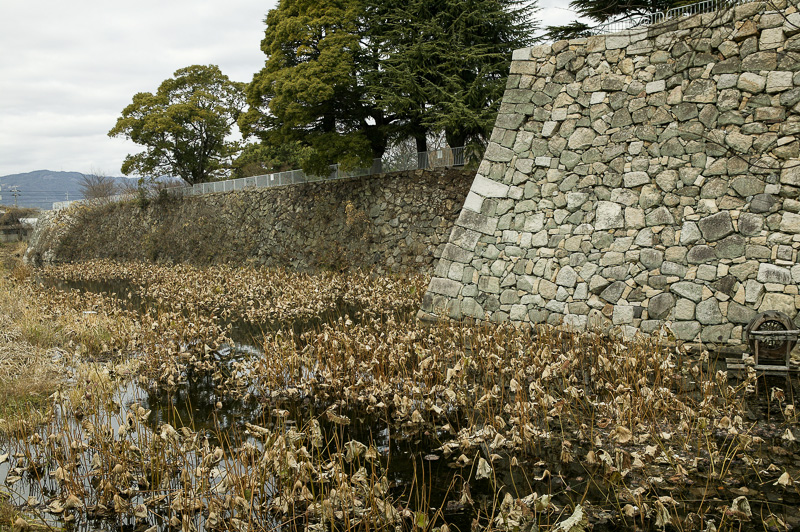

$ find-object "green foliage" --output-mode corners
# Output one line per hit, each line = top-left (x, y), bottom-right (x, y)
(366, 0), (539, 150)
(241, 0), (387, 175)
(109, 65), (245, 186)
(543, 21), (594, 41)
(232, 141), (313, 178)
(569, 0), (675, 23)
(546, 0), (692, 39)
(243, 0), (537, 170)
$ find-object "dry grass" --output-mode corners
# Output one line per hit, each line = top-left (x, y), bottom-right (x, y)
(0, 243), (73, 530)
(0, 328), (59, 432)
(0, 244), (63, 434)
(4, 256), (799, 531)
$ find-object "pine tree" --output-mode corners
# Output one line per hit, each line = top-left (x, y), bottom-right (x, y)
(240, 0), (389, 175)
(366, 0), (538, 151)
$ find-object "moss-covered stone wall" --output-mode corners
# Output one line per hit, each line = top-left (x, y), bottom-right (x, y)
(26, 168), (474, 273)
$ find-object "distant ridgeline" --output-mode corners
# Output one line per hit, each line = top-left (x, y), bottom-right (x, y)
(0, 171), (134, 210)
(419, 0), (800, 346)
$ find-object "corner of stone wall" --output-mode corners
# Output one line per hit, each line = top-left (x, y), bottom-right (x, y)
(420, 0), (800, 348)
(24, 208), (73, 266)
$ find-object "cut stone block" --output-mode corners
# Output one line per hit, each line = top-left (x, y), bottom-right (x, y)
(457, 209), (498, 235)
(429, 277), (462, 298)
(698, 211), (734, 242)
(471, 174), (510, 198)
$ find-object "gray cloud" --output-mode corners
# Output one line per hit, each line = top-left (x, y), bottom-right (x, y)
(1, 0), (585, 178)
(0, 0), (271, 177)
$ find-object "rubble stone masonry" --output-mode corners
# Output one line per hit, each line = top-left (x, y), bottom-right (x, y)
(419, 0), (800, 346)
(27, 169), (474, 273)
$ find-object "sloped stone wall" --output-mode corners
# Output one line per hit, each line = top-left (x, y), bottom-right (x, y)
(419, 0), (800, 346)
(26, 168), (474, 273)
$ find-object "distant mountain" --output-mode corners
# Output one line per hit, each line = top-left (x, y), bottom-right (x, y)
(0, 170), (136, 210)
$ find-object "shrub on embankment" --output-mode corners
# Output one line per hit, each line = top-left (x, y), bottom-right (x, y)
(26, 168), (474, 273)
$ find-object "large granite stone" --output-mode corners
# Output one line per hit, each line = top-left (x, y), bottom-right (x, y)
(687, 245), (717, 264)
(728, 302), (756, 324)
(680, 221), (702, 244)
(429, 277), (462, 298)
(556, 265), (578, 288)
(715, 234), (746, 259)
(684, 79), (716, 102)
(750, 194), (776, 213)
(600, 281), (627, 304)
(671, 281), (703, 302)
(649, 293), (676, 320)
(700, 324), (734, 343)
(595, 201), (624, 230)
(640, 248), (664, 270)
(738, 213), (763, 236)
(698, 212), (734, 242)
(457, 209), (498, 235)
(471, 175), (510, 198)
(757, 263), (791, 284)
(759, 293), (797, 316)
(696, 298), (723, 325)
(672, 321), (701, 341)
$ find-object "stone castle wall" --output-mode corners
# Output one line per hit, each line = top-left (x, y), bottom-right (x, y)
(26, 168), (474, 273)
(419, 1), (800, 346)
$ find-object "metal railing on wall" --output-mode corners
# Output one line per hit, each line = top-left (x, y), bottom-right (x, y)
(589, 0), (759, 35)
(52, 146), (469, 210)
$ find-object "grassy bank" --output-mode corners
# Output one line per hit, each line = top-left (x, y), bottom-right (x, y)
(0, 243), (150, 528)
(0, 242), (61, 432)
(0, 243), (63, 530)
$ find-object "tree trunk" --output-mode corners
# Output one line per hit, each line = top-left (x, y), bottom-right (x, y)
(366, 119), (387, 174)
(415, 134), (428, 169)
(445, 130), (466, 150)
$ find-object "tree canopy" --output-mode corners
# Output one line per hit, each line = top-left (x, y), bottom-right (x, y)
(366, 0), (538, 151)
(571, 0), (675, 23)
(241, 0), (539, 173)
(232, 141), (311, 178)
(240, 0), (386, 175)
(109, 65), (245, 186)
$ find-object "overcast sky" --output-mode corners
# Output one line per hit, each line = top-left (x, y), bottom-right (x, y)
(0, 0), (581, 178)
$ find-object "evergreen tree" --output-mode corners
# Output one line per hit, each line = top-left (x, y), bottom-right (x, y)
(232, 141), (311, 178)
(366, 0), (538, 151)
(243, 0), (539, 173)
(545, 0), (685, 41)
(240, 0), (389, 175)
(570, 0), (675, 23)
